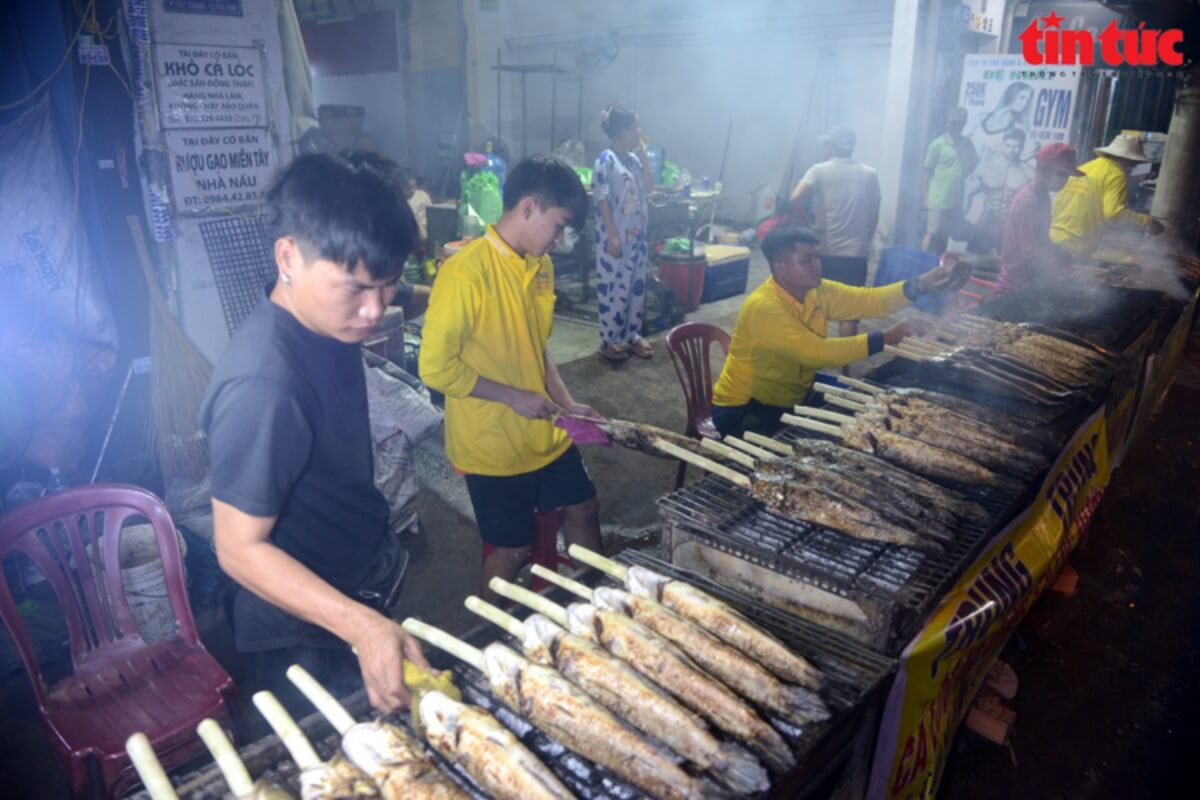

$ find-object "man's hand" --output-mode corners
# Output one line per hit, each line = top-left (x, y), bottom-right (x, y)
(918, 255), (971, 294)
(606, 234), (622, 259)
(351, 614), (430, 713)
(883, 320), (927, 346)
(563, 402), (602, 420)
(508, 387), (563, 420)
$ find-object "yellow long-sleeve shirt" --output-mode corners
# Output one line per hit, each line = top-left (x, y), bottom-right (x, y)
(713, 277), (909, 408)
(418, 227), (570, 476)
(1050, 156), (1153, 258)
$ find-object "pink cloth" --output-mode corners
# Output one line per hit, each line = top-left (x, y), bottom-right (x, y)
(555, 416), (612, 447)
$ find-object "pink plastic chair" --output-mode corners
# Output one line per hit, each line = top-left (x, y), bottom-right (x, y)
(665, 322), (732, 488)
(0, 484), (236, 799)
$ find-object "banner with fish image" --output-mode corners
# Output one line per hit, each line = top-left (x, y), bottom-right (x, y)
(869, 408), (1111, 800)
(956, 54), (1080, 254)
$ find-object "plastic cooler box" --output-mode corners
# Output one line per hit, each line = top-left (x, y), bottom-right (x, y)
(656, 242), (707, 311)
(700, 245), (751, 303)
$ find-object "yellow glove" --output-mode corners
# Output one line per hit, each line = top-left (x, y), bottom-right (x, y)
(404, 661), (461, 740)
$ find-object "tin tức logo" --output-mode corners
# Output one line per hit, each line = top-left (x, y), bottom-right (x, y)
(1020, 12), (1185, 67)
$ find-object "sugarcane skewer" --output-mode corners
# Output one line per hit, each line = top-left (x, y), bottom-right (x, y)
(813, 384), (874, 402)
(196, 719), (271, 800)
(565, 545), (629, 581)
(885, 344), (927, 361)
(126, 733), (181, 800)
(821, 393), (869, 413)
(253, 692), (322, 771)
(487, 578), (572, 625)
(838, 376), (884, 395)
(654, 439), (752, 488)
(287, 666), (357, 735)
(780, 414), (843, 437)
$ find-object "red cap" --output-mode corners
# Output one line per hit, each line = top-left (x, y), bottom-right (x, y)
(1036, 143), (1084, 175)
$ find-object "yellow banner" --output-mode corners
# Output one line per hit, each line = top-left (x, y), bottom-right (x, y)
(869, 409), (1111, 799)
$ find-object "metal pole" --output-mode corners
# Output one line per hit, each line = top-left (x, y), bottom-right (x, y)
(550, 50), (559, 151)
(496, 48), (502, 141)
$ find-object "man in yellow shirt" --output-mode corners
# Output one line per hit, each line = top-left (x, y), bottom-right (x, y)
(712, 226), (961, 438)
(1050, 133), (1164, 259)
(420, 156), (601, 602)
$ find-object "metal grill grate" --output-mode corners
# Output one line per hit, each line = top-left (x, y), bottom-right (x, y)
(656, 428), (1025, 653)
(199, 216), (274, 335)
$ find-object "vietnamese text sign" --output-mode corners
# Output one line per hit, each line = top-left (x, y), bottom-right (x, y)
(166, 128), (274, 214)
(154, 43), (266, 128)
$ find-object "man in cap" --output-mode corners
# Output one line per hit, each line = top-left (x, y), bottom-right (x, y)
(1050, 133), (1164, 258)
(996, 144), (1084, 294)
(921, 107), (979, 256)
(788, 125), (881, 337)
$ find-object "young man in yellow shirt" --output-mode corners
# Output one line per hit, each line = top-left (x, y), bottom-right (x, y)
(419, 156), (601, 603)
(712, 226), (962, 438)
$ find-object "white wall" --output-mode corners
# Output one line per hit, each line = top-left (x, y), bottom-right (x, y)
(466, 0), (895, 221)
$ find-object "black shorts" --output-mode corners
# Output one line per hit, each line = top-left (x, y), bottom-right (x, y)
(820, 255), (869, 287)
(465, 446), (597, 548)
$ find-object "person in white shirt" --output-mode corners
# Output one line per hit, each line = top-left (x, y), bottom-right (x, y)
(788, 125), (881, 336)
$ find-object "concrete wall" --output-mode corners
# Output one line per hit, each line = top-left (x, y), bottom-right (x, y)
(465, 0), (895, 222)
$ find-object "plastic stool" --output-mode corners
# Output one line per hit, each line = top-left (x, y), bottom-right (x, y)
(482, 507), (571, 590)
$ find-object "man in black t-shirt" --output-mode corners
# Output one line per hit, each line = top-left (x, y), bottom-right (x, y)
(198, 154), (428, 712)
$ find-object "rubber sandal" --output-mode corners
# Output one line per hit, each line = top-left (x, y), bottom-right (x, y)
(598, 346), (630, 362)
(630, 340), (654, 358)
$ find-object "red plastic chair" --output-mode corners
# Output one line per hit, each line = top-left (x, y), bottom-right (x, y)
(482, 507), (570, 590)
(0, 484), (237, 799)
(665, 322), (732, 488)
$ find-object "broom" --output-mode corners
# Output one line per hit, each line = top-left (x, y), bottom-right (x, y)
(127, 215), (212, 483)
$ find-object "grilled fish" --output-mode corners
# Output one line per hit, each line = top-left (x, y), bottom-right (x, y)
(626, 566), (824, 691)
(517, 613), (769, 795)
(339, 721), (466, 800)
(299, 754), (380, 800)
(592, 587), (830, 726)
(482, 643), (727, 800)
(417, 690), (574, 800)
(565, 602), (796, 774)
(840, 425), (999, 487)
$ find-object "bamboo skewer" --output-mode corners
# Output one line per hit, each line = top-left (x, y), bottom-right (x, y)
(464, 596), (528, 639)
(196, 720), (256, 798)
(893, 341), (936, 358)
(531, 565), (594, 600)
(723, 435), (781, 461)
(780, 414), (843, 437)
(821, 394), (869, 413)
(813, 384), (874, 402)
(401, 619), (485, 671)
(743, 432), (795, 456)
(286, 665), (358, 736)
(789, 405), (856, 424)
(653, 439), (753, 488)
(701, 437), (756, 468)
(488, 578), (571, 626)
(126, 733), (181, 800)
(252, 692), (323, 772)
(838, 376), (884, 395)
(885, 344), (927, 361)
(903, 337), (948, 354)
(566, 545), (629, 581)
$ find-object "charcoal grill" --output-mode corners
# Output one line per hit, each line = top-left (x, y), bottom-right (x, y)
(971, 283), (1160, 351)
(132, 558), (895, 800)
(657, 430), (1024, 654)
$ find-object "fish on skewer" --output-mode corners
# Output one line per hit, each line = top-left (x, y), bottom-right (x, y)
(285, 666), (466, 800)
(401, 618), (727, 800)
(489, 578), (797, 775)
(529, 566), (831, 727)
(417, 690), (573, 800)
(252, 691), (380, 799)
(660, 437), (944, 551)
(569, 547), (824, 690)
(197, 718), (295, 799)
(886, 345), (1077, 406)
(780, 412), (1002, 488)
(126, 733), (182, 800)
(465, 596), (770, 795)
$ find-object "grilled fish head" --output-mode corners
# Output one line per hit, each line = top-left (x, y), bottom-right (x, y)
(300, 754), (380, 799)
(626, 565), (671, 602)
(340, 720), (422, 777)
(591, 586), (634, 614)
(520, 613), (564, 664)
(248, 779), (294, 800)
(417, 689), (463, 744)
(481, 643), (528, 710)
(565, 601), (600, 641)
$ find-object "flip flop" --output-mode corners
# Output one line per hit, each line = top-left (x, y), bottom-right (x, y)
(630, 339), (654, 358)
(598, 346), (630, 362)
